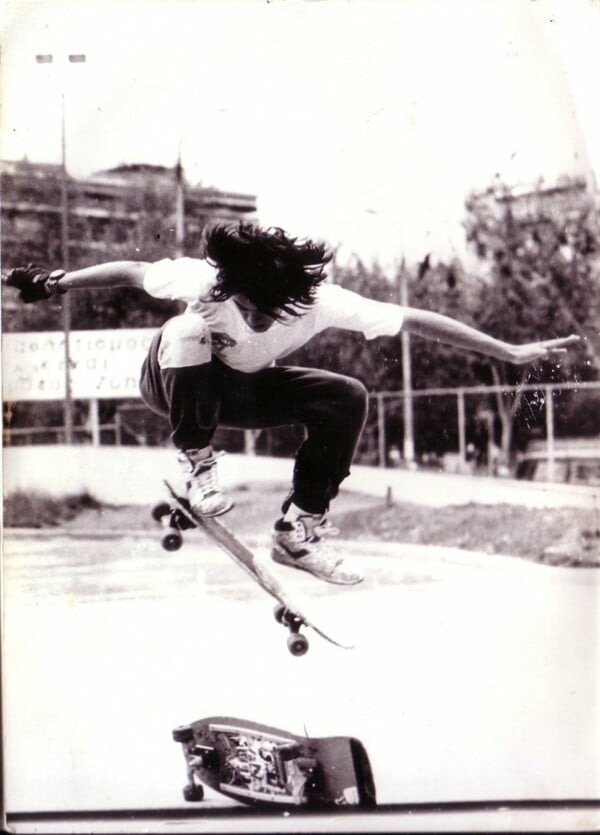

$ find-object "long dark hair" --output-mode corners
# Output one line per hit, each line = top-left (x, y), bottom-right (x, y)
(204, 223), (331, 319)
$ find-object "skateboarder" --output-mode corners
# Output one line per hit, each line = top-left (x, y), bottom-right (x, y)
(6, 223), (579, 585)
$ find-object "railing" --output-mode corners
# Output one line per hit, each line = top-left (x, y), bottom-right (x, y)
(3, 424), (117, 446)
(370, 380), (600, 477)
(4, 382), (600, 482)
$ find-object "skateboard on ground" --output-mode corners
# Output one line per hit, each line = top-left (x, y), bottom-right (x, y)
(172, 716), (376, 808)
(152, 480), (352, 656)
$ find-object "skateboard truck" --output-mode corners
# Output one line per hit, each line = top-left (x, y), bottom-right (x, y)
(172, 725), (218, 802)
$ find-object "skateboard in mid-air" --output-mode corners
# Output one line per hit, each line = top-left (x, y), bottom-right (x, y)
(152, 480), (352, 656)
(172, 715), (376, 808)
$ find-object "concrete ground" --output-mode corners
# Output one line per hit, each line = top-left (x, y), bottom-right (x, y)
(3, 533), (599, 815)
(2, 448), (599, 832)
(3, 445), (599, 509)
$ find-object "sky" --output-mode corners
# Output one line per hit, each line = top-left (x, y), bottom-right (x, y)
(1, 0), (599, 268)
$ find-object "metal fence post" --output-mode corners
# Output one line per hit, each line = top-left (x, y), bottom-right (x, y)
(457, 389), (466, 470)
(545, 385), (555, 481)
(89, 398), (100, 446)
(244, 429), (257, 455)
(377, 393), (386, 468)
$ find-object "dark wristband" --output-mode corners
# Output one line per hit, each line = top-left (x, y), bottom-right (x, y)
(47, 269), (68, 295)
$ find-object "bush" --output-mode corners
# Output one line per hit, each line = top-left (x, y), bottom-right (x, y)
(4, 491), (100, 528)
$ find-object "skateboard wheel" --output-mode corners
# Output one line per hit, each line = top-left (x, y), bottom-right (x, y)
(172, 725), (194, 743)
(296, 756), (318, 772)
(151, 502), (172, 522)
(287, 633), (309, 656)
(183, 783), (204, 802)
(162, 531), (183, 551)
(274, 604), (286, 624)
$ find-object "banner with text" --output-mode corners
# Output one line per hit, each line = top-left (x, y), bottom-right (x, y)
(2, 329), (156, 401)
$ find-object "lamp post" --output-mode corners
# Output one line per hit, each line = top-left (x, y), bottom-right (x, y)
(35, 52), (86, 444)
(175, 140), (185, 258)
(398, 261), (415, 467)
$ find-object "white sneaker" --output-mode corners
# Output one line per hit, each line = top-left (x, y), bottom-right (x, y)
(178, 447), (233, 517)
(271, 514), (363, 585)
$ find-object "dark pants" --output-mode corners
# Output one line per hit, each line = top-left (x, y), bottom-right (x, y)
(140, 333), (368, 515)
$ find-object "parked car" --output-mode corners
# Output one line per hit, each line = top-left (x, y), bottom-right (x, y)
(516, 438), (600, 486)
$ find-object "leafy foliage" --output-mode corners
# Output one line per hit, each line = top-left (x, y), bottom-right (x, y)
(463, 179), (600, 459)
(464, 180), (599, 380)
(285, 254), (487, 460)
(286, 255), (479, 390)
(3, 490), (100, 527)
(5, 174), (598, 461)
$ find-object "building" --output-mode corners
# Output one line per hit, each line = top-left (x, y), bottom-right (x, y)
(1, 158), (257, 271)
(1, 158), (258, 445)
(467, 176), (598, 229)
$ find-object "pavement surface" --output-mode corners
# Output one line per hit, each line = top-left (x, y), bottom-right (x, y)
(3, 529), (599, 822)
(3, 448), (600, 832)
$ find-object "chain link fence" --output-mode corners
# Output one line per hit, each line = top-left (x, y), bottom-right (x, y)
(360, 380), (600, 482)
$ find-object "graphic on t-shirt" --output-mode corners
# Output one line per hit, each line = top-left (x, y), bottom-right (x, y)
(211, 332), (238, 354)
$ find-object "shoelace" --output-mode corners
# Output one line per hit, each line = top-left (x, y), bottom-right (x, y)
(282, 519), (345, 571)
(312, 517), (339, 539)
(304, 529), (343, 569)
(191, 458), (220, 494)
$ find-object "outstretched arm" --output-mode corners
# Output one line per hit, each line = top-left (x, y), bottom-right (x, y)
(401, 307), (579, 365)
(53, 261), (149, 292)
(4, 261), (150, 302)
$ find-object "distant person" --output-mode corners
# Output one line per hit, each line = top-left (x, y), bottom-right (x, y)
(6, 223), (579, 584)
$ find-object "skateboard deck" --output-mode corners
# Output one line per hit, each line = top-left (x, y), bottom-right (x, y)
(152, 480), (352, 655)
(172, 716), (376, 808)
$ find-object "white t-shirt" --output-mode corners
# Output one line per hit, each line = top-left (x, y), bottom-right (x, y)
(144, 257), (405, 373)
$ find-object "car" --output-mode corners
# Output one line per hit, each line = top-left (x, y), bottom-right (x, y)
(516, 438), (600, 485)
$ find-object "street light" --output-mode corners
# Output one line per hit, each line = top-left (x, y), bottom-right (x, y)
(398, 261), (416, 468)
(35, 52), (86, 444)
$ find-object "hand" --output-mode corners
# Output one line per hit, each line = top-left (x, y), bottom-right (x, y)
(5, 264), (66, 303)
(506, 334), (580, 365)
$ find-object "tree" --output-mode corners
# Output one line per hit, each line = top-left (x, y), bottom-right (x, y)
(464, 178), (600, 462)
(287, 254), (485, 462)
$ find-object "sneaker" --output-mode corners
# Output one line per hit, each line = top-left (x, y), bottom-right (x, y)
(271, 514), (363, 585)
(178, 447), (233, 517)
